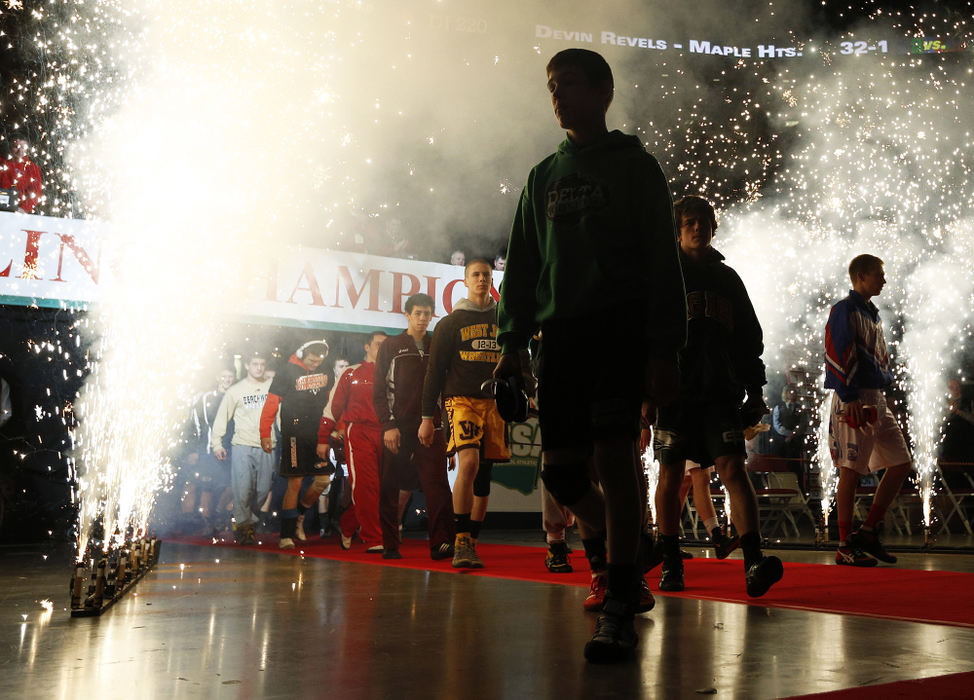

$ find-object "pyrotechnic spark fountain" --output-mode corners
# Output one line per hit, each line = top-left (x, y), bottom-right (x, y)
(718, 10), (974, 536)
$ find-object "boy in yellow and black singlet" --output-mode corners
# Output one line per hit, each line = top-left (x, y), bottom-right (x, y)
(420, 258), (509, 568)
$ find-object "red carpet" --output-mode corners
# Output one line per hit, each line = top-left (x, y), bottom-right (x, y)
(788, 670), (974, 699)
(168, 534), (974, 628)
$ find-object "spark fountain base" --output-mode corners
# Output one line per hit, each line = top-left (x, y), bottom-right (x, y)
(70, 536), (161, 617)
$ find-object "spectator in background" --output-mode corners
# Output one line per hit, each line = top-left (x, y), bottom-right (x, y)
(493, 254), (506, 272)
(0, 134), (43, 214)
(332, 357), (350, 388)
(773, 384), (811, 489)
(773, 386), (809, 458)
(450, 249), (466, 266)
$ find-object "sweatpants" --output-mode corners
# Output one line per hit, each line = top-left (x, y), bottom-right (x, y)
(230, 445), (275, 530)
(379, 428), (455, 552)
(339, 422), (383, 547)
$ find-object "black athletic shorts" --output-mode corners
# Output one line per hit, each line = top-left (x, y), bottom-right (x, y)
(537, 302), (648, 452)
(654, 400), (745, 466)
(278, 434), (330, 478)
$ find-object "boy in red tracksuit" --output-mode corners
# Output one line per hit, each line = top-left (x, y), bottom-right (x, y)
(373, 293), (455, 560)
(318, 331), (387, 552)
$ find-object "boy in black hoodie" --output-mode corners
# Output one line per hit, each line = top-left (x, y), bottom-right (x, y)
(495, 49), (686, 664)
(651, 195), (783, 597)
(421, 259), (509, 569)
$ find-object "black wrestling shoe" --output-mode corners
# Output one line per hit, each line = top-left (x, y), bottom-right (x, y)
(382, 550), (402, 560)
(430, 542), (454, 560)
(835, 545), (878, 567)
(658, 559), (685, 592)
(545, 541), (573, 573)
(584, 598), (638, 664)
(745, 556), (783, 598)
(712, 527), (741, 560)
(636, 576), (656, 613)
(848, 528), (897, 564)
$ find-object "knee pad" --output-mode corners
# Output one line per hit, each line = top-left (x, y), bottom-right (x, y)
(311, 474), (333, 491)
(473, 462), (493, 497)
(540, 461), (591, 507)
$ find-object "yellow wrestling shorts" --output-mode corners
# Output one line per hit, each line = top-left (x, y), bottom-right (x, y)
(444, 396), (510, 461)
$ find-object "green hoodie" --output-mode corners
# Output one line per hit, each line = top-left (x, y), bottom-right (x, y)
(497, 130), (686, 356)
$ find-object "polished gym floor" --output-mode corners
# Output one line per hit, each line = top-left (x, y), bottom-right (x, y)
(4, 534), (974, 699)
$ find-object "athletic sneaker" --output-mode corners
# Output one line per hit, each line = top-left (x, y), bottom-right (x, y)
(659, 559), (685, 592)
(745, 556), (784, 597)
(848, 528), (897, 564)
(295, 516), (307, 542)
(584, 598), (638, 664)
(835, 545), (878, 567)
(430, 542), (454, 560)
(366, 545), (384, 554)
(712, 527), (741, 560)
(340, 534), (352, 551)
(545, 541), (573, 573)
(279, 537), (295, 550)
(382, 550), (402, 560)
(636, 576), (655, 613)
(452, 535), (484, 569)
(679, 549), (694, 560)
(583, 572), (608, 612)
(236, 525), (256, 546)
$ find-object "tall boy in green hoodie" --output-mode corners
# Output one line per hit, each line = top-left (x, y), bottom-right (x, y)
(495, 49), (686, 664)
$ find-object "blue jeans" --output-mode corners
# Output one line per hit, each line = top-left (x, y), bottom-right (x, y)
(230, 446), (275, 530)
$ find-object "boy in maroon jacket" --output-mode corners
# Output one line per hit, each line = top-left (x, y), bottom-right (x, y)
(373, 293), (455, 560)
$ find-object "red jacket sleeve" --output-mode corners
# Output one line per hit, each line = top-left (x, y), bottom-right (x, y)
(319, 368), (351, 443)
(259, 392), (281, 440)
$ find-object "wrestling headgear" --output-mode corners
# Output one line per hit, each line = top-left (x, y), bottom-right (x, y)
(481, 376), (529, 423)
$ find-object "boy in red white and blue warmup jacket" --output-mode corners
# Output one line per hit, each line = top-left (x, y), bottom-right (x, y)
(824, 255), (912, 567)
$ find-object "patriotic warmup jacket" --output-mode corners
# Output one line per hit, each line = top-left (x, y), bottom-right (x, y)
(824, 290), (893, 403)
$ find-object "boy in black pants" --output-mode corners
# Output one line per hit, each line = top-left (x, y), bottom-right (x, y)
(652, 195), (783, 597)
(495, 49), (687, 663)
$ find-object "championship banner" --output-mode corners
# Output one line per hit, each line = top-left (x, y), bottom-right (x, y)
(0, 212), (503, 332)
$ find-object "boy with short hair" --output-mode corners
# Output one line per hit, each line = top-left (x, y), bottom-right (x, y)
(259, 340), (333, 550)
(651, 195), (782, 597)
(495, 48), (687, 663)
(825, 254), (913, 565)
(318, 331), (388, 552)
(211, 352), (275, 545)
(374, 293), (456, 560)
(420, 258), (509, 569)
